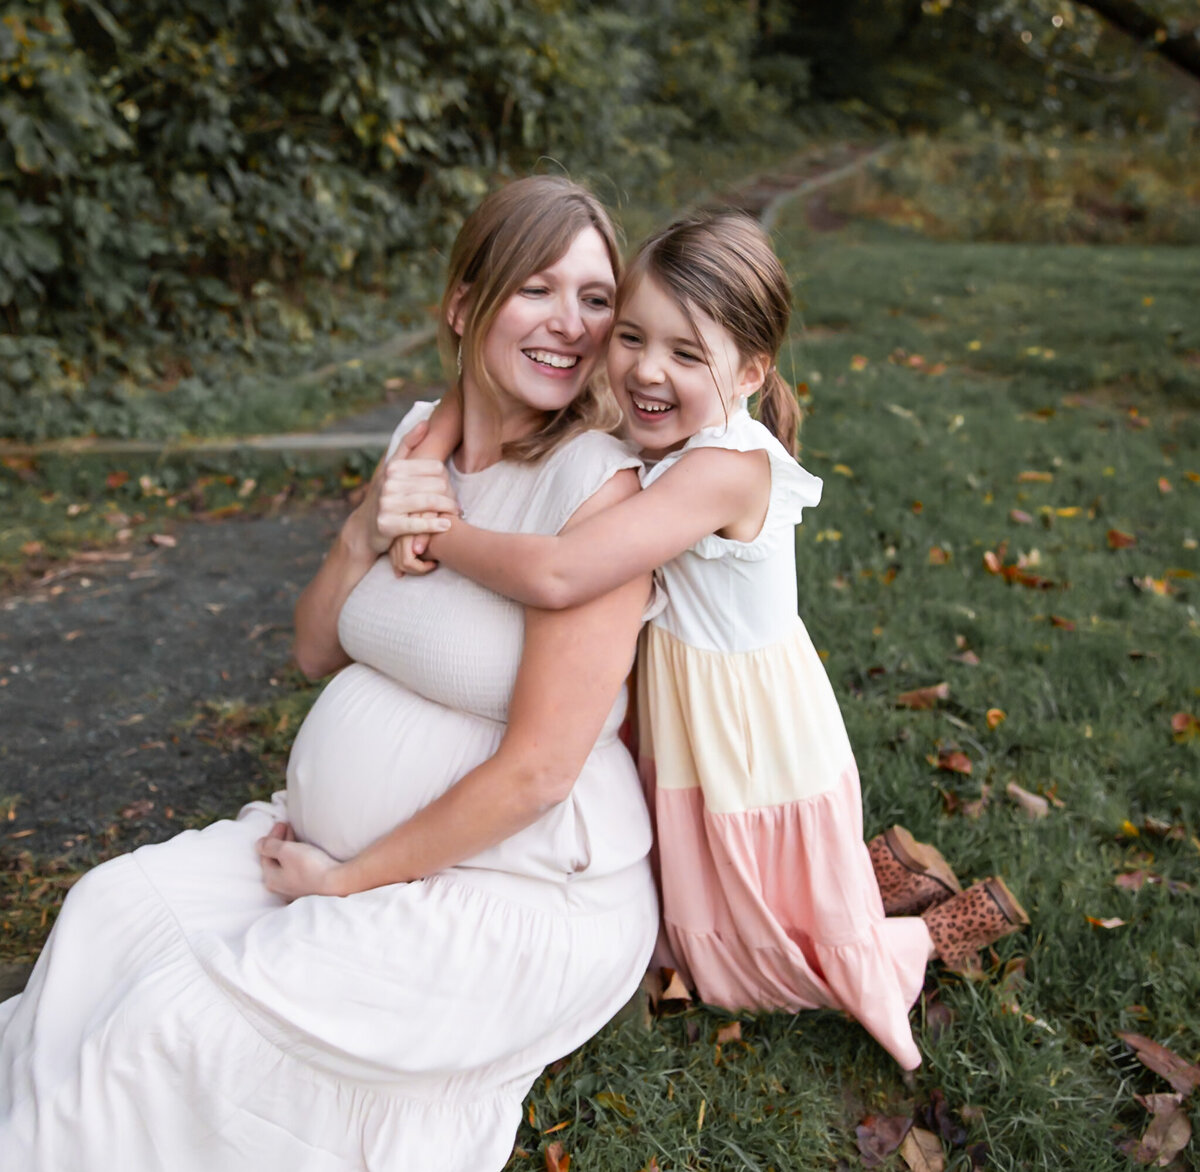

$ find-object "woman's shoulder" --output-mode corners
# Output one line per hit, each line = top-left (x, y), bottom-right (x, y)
(383, 400), (438, 460)
(533, 428), (644, 533)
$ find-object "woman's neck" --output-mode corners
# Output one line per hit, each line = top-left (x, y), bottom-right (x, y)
(456, 380), (544, 472)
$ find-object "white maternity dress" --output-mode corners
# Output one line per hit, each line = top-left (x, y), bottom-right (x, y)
(0, 403), (659, 1171)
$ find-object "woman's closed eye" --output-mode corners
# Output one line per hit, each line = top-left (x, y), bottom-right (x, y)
(519, 284), (550, 297)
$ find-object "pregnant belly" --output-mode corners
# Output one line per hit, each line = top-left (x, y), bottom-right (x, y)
(285, 664), (504, 861)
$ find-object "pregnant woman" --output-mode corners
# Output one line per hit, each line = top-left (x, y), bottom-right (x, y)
(0, 176), (659, 1171)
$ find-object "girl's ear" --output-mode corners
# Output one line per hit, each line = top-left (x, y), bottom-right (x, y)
(446, 283), (470, 335)
(737, 353), (771, 400)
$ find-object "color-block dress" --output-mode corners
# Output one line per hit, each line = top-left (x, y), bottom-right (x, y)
(0, 404), (659, 1170)
(635, 407), (930, 1070)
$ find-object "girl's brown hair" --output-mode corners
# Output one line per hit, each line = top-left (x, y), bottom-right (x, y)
(439, 175), (623, 462)
(620, 211), (801, 455)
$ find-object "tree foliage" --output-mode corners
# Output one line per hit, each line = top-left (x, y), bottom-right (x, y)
(0, 0), (786, 439)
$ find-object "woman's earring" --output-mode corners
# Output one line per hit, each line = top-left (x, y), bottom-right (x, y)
(456, 343), (463, 378)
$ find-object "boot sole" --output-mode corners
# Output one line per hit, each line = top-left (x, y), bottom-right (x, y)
(885, 826), (963, 897)
(983, 876), (1030, 927)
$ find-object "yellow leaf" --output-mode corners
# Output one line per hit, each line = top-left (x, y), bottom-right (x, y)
(815, 529), (842, 542)
(967, 340), (982, 351)
(833, 463), (854, 477)
(986, 708), (1006, 729)
(850, 355), (869, 371)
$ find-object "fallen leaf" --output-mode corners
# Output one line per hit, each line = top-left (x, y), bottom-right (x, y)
(1018, 470), (1054, 483)
(1086, 916), (1126, 929)
(594, 1091), (634, 1119)
(1009, 509), (1033, 524)
(983, 550), (1003, 575)
(1170, 713), (1199, 743)
(120, 799), (154, 819)
(1128, 1094), (1192, 1166)
(1115, 870), (1151, 892)
(1006, 781), (1049, 819)
(899, 1127), (945, 1172)
(986, 708), (1006, 729)
(20, 540), (43, 556)
(544, 1141), (571, 1172)
(1118, 1033), (1200, 1095)
(850, 355), (869, 371)
(1133, 576), (1174, 596)
(833, 463), (854, 477)
(897, 683), (950, 710)
(1107, 529), (1137, 549)
(1158, 477), (1173, 495)
(150, 533), (177, 549)
(962, 784), (992, 819)
(659, 968), (692, 1004)
(952, 650), (981, 666)
(106, 470), (130, 490)
(933, 750), (972, 776)
(1049, 615), (1075, 630)
(856, 1115), (912, 1167)
(715, 1022), (742, 1044)
(928, 546), (951, 565)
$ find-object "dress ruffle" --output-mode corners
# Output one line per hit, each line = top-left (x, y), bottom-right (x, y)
(639, 407), (823, 562)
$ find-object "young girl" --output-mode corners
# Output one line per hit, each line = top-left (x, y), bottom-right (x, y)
(406, 211), (1028, 1070)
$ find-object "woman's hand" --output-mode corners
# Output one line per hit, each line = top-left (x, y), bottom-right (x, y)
(357, 423), (460, 556)
(258, 822), (347, 900)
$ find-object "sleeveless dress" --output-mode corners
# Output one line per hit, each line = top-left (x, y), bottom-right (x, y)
(636, 406), (930, 1070)
(0, 403), (659, 1171)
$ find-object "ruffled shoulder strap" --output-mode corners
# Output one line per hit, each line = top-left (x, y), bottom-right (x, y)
(641, 408), (823, 561)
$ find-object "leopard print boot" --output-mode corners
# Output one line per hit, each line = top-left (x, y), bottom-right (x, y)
(921, 877), (1030, 972)
(867, 825), (962, 916)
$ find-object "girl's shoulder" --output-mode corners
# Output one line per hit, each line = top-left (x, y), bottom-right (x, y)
(643, 409), (823, 561)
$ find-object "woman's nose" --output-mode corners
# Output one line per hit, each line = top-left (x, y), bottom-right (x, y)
(548, 296), (583, 341)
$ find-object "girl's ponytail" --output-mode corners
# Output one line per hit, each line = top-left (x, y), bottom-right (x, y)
(756, 368), (801, 457)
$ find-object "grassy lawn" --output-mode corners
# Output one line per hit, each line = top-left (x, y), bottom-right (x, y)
(502, 215), (1200, 1167)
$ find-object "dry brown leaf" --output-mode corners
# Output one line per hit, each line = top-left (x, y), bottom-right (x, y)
(928, 546), (951, 566)
(544, 1141), (571, 1172)
(1129, 1096), (1192, 1166)
(933, 750), (972, 776)
(150, 533), (177, 548)
(855, 1115), (912, 1167)
(1049, 615), (1075, 630)
(659, 968), (692, 1003)
(1086, 916), (1126, 930)
(1118, 1032), (1200, 1096)
(715, 1022), (742, 1044)
(594, 1091), (634, 1119)
(896, 683), (950, 710)
(952, 650), (981, 666)
(986, 708), (1006, 729)
(899, 1127), (945, 1172)
(962, 784), (992, 820)
(1006, 781), (1049, 820)
(1170, 713), (1199, 742)
(1107, 528), (1137, 549)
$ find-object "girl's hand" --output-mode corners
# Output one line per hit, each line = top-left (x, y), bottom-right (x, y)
(258, 823), (346, 900)
(358, 423), (460, 555)
(389, 523), (441, 576)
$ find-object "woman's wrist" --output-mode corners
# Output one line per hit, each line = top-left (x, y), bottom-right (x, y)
(340, 506), (384, 560)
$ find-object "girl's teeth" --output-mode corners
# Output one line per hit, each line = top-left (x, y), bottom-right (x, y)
(633, 396), (672, 414)
(525, 350), (578, 369)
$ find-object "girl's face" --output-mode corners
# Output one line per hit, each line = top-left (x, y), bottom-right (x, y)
(475, 227), (616, 438)
(608, 275), (767, 459)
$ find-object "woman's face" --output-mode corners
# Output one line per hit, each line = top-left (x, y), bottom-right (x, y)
(477, 227), (616, 435)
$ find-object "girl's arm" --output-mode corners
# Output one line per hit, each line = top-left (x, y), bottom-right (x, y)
(260, 469), (650, 896)
(426, 446), (769, 609)
(292, 421), (459, 678)
(389, 389), (464, 575)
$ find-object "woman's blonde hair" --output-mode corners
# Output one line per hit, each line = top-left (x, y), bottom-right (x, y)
(620, 211), (801, 455)
(439, 175), (623, 462)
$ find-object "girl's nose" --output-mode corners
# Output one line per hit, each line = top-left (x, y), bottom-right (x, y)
(635, 350), (665, 384)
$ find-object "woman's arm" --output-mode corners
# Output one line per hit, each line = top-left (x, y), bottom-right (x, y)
(291, 422), (460, 678)
(426, 446), (769, 609)
(261, 469), (651, 897)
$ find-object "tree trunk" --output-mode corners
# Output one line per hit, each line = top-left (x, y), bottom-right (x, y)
(1074, 0), (1200, 80)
